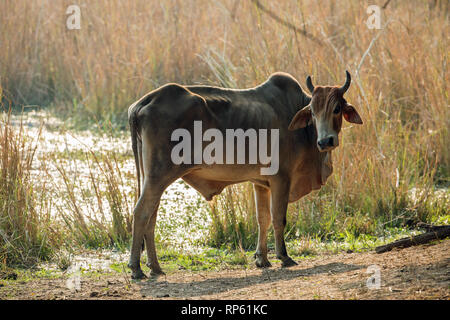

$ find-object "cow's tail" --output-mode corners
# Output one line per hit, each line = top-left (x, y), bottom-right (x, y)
(129, 105), (141, 202)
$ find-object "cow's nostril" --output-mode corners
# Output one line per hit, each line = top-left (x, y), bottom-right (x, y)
(318, 137), (334, 148)
(327, 137), (334, 146)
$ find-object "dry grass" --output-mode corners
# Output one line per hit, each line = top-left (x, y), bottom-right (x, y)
(0, 109), (134, 266)
(49, 148), (133, 248)
(0, 110), (55, 266)
(0, 1), (448, 255)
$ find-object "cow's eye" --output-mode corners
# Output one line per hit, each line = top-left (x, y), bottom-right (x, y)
(333, 105), (341, 114)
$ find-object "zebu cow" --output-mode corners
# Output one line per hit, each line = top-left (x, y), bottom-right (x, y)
(128, 71), (362, 279)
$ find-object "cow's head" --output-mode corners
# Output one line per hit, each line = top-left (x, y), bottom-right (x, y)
(288, 71), (362, 152)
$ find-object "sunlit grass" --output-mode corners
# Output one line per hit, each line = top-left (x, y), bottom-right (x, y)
(0, 110), (56, 266)
(0, 0), (448, 268)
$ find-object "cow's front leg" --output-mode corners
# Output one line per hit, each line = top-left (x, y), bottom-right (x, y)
(270, 176), (297, 268)
(254, 184), (272, 268)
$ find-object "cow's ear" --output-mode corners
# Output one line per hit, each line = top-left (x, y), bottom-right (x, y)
(343, 103), (363, 124)
(288, 105), (312, 131)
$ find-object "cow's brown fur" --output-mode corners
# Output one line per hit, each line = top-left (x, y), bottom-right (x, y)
(127, 72), (362, 279)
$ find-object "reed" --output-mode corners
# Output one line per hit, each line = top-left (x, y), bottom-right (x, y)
(0, 110), (55, 266)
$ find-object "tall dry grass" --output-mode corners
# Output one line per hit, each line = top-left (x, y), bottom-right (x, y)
(0, 111), (134, 266)
(0, 1), (448, 250)
(0, 110), (56, 266)
(49, 148), (133, 248)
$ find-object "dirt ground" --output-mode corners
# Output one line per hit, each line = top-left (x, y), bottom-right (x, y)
(1, 239), (449, 300)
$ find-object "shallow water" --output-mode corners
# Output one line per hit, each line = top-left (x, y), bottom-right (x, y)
(8, 110), (212, 251)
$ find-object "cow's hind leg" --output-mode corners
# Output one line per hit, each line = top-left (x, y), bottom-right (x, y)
(144, 206), (164, 276)
(128, 179), (165, 279)
(253, 184), (272, 268)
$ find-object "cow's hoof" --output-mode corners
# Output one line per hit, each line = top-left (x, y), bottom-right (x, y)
(131, 269), (147, 280)
(255, 259), (272, 268)
(281, 258), (298, 268)
(254, 252), (271, 268)
(150, 269), (166, 277)
(147, 263), (165, 277)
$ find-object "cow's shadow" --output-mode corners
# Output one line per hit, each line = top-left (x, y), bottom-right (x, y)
(138, 262), (365, 298)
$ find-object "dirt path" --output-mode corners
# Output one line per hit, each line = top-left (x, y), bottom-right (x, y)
(1, 240), (449, 300)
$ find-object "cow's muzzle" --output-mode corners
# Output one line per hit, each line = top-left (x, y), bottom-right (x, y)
(317, 136), (337, 152)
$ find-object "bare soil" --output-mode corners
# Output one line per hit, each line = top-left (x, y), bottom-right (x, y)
(1, 239), (449, 300)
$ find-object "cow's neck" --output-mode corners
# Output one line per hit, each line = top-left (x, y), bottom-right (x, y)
(306, 147), (333, 188)
(289, 124), (334, 202)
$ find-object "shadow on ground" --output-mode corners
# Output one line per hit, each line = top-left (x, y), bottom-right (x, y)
(138, 262), (365, 298)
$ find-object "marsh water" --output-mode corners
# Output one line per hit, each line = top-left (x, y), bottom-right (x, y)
(10, 110), (212, 253)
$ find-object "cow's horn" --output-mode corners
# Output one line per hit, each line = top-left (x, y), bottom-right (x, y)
(339, 70), (351, 94)
(306, 75), (314, 94)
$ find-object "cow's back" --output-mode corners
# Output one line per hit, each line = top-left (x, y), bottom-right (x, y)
(186, 72), (308, 131)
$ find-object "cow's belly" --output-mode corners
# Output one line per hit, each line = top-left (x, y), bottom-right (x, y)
(186, 165), (263, 181)
(182, 166), (265, 201)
